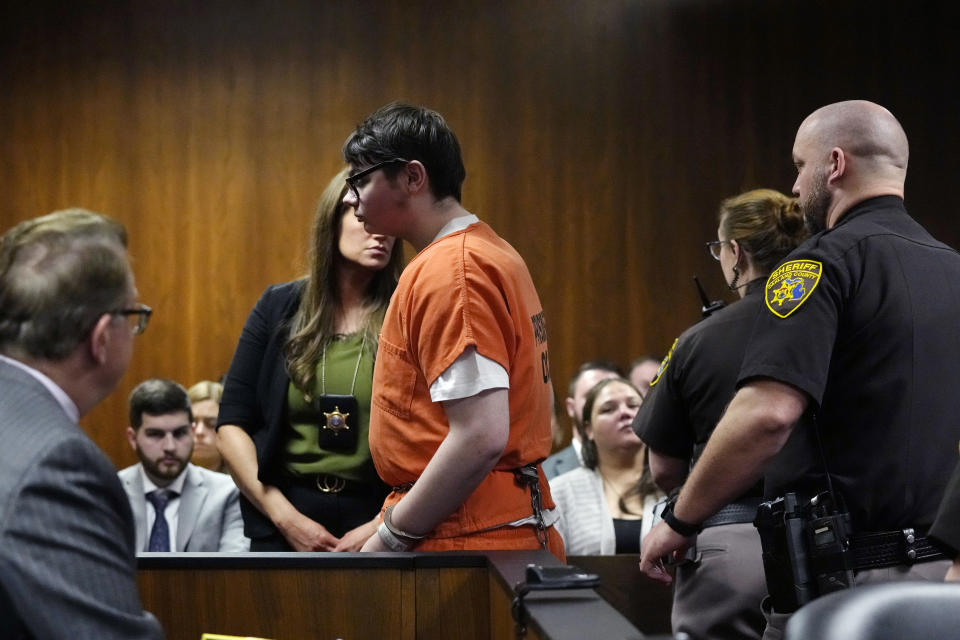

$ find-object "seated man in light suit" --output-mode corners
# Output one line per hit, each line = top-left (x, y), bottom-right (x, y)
(119, 378), (248, 552)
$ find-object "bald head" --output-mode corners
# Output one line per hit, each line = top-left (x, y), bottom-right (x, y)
(798, 100), (908, 176)
(793, 101), (908, 230)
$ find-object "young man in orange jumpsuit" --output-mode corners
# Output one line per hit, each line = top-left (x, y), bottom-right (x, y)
(343, 103), (563, 557)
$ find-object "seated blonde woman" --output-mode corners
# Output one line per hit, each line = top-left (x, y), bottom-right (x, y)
(549, 377), (662, 555)
(187, 380), (226, 473)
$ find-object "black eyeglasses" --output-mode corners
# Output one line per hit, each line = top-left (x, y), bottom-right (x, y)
(111, 303), (152, 335)
(706, 240), (730, 261)
(345, 158), (409, 201)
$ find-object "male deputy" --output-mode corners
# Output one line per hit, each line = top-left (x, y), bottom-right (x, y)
(342, 103), (562, 556)
(0, 210), (163, 638)
(119, 378), (247, 552)
(639, 101), (960, 638)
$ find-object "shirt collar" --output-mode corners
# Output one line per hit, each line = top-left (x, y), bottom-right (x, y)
(832, 195), (905, 229)
(0, 354), (79, 423)
(432, 214), (480, 243)
(744, 277), (767, 297)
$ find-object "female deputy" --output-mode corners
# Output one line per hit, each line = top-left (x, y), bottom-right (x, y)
(550, 377), (662, 555)
(633, 188), (807, 639)
(218, 169), (402, 552)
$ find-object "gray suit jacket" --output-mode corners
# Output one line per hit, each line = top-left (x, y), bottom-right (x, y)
(119, 463), (249, 552)
(542, 444), (582, 480)
(0, 359), (164, 639)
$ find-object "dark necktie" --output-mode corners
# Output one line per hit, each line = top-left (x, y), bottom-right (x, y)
(146, 490), (172, 552)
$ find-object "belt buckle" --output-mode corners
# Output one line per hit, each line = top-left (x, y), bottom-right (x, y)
(902, 527), (917, 563)
(316, 474), (346, 493)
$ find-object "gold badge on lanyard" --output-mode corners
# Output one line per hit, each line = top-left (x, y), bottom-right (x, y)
(323, 406), (350, 433)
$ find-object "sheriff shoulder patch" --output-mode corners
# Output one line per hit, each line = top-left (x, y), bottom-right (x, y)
(765, 259), (822, 318)
(649, 338), (678, 387)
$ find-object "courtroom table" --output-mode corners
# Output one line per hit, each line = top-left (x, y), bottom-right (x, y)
(138, 550), (669, 639)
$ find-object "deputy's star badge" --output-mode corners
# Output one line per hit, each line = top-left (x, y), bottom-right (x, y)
(323, 406), (350, 433)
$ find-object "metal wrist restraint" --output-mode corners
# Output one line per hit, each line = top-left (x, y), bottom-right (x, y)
(386, 463), (549, 550)
(513, 462), (548, 549)
(377, 504), (427, 552)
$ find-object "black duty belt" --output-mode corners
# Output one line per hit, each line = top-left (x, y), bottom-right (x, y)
(285, 472), (356, 494)
(851, 528), (947, 570)
(702, 497), (763, 529)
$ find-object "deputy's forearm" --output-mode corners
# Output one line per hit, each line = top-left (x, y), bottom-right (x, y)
(673, 380), (806, 525)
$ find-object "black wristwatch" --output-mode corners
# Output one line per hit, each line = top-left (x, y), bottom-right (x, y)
(661, 497), (702, 537)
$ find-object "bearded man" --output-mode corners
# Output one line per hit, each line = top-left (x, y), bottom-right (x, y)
(119, 378), (248, 552)
(640, 100), (960, 639)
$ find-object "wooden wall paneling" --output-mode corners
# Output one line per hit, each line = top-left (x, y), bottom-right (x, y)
(3, 1), (960, 463)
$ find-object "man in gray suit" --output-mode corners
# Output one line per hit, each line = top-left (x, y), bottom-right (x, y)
(0, 209), (163, 639)
(118, 378), (248, 552)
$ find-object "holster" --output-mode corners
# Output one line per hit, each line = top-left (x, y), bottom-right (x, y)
(754, 491), (854, 613)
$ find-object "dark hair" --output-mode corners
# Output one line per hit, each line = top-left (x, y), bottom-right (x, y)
(343, 102), (467, 202)
(129, 378), (192, 429)
(718, 188), (808, 275)
(284, 168), (402, 393)
(566, 359), (623, 399)
(578, 377), (659, 514)
(0, 209), (130, 360)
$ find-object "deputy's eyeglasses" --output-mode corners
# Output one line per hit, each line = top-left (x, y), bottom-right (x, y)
(345, 158), (409, 201)
(706, 240), (730, 261)
(111, 303), (152, 335)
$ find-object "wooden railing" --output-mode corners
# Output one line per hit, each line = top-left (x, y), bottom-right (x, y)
(138, 551), (670, 639)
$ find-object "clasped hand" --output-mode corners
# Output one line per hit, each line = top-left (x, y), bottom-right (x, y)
(281, 512), (378, 552)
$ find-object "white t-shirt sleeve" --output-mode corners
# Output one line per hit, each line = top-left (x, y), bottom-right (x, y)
(429, 345), (509, 401)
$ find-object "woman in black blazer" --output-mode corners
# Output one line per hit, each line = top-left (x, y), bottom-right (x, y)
(218, 169), (402, 551)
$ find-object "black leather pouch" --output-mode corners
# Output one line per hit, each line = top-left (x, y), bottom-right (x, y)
(312, 393), (359, 452)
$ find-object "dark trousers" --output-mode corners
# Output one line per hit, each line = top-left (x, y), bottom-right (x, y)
(250, 476), (387, 552)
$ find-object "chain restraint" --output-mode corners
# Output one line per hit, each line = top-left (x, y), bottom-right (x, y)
(514, 462), (548, 549)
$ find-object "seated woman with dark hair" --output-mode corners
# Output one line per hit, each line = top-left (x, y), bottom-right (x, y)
(549, 377), (662, 555)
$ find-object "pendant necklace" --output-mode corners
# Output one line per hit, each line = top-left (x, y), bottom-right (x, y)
(315, 333), (365, 433)
(600, 469), (639, 518)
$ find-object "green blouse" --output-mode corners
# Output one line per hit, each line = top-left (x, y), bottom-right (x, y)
(283, 333), (377, 483)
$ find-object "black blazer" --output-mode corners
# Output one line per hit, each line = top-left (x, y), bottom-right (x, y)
(219, 280), (303, 537)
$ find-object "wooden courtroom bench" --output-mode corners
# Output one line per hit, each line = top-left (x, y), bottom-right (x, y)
(138, 550), (671, 639)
